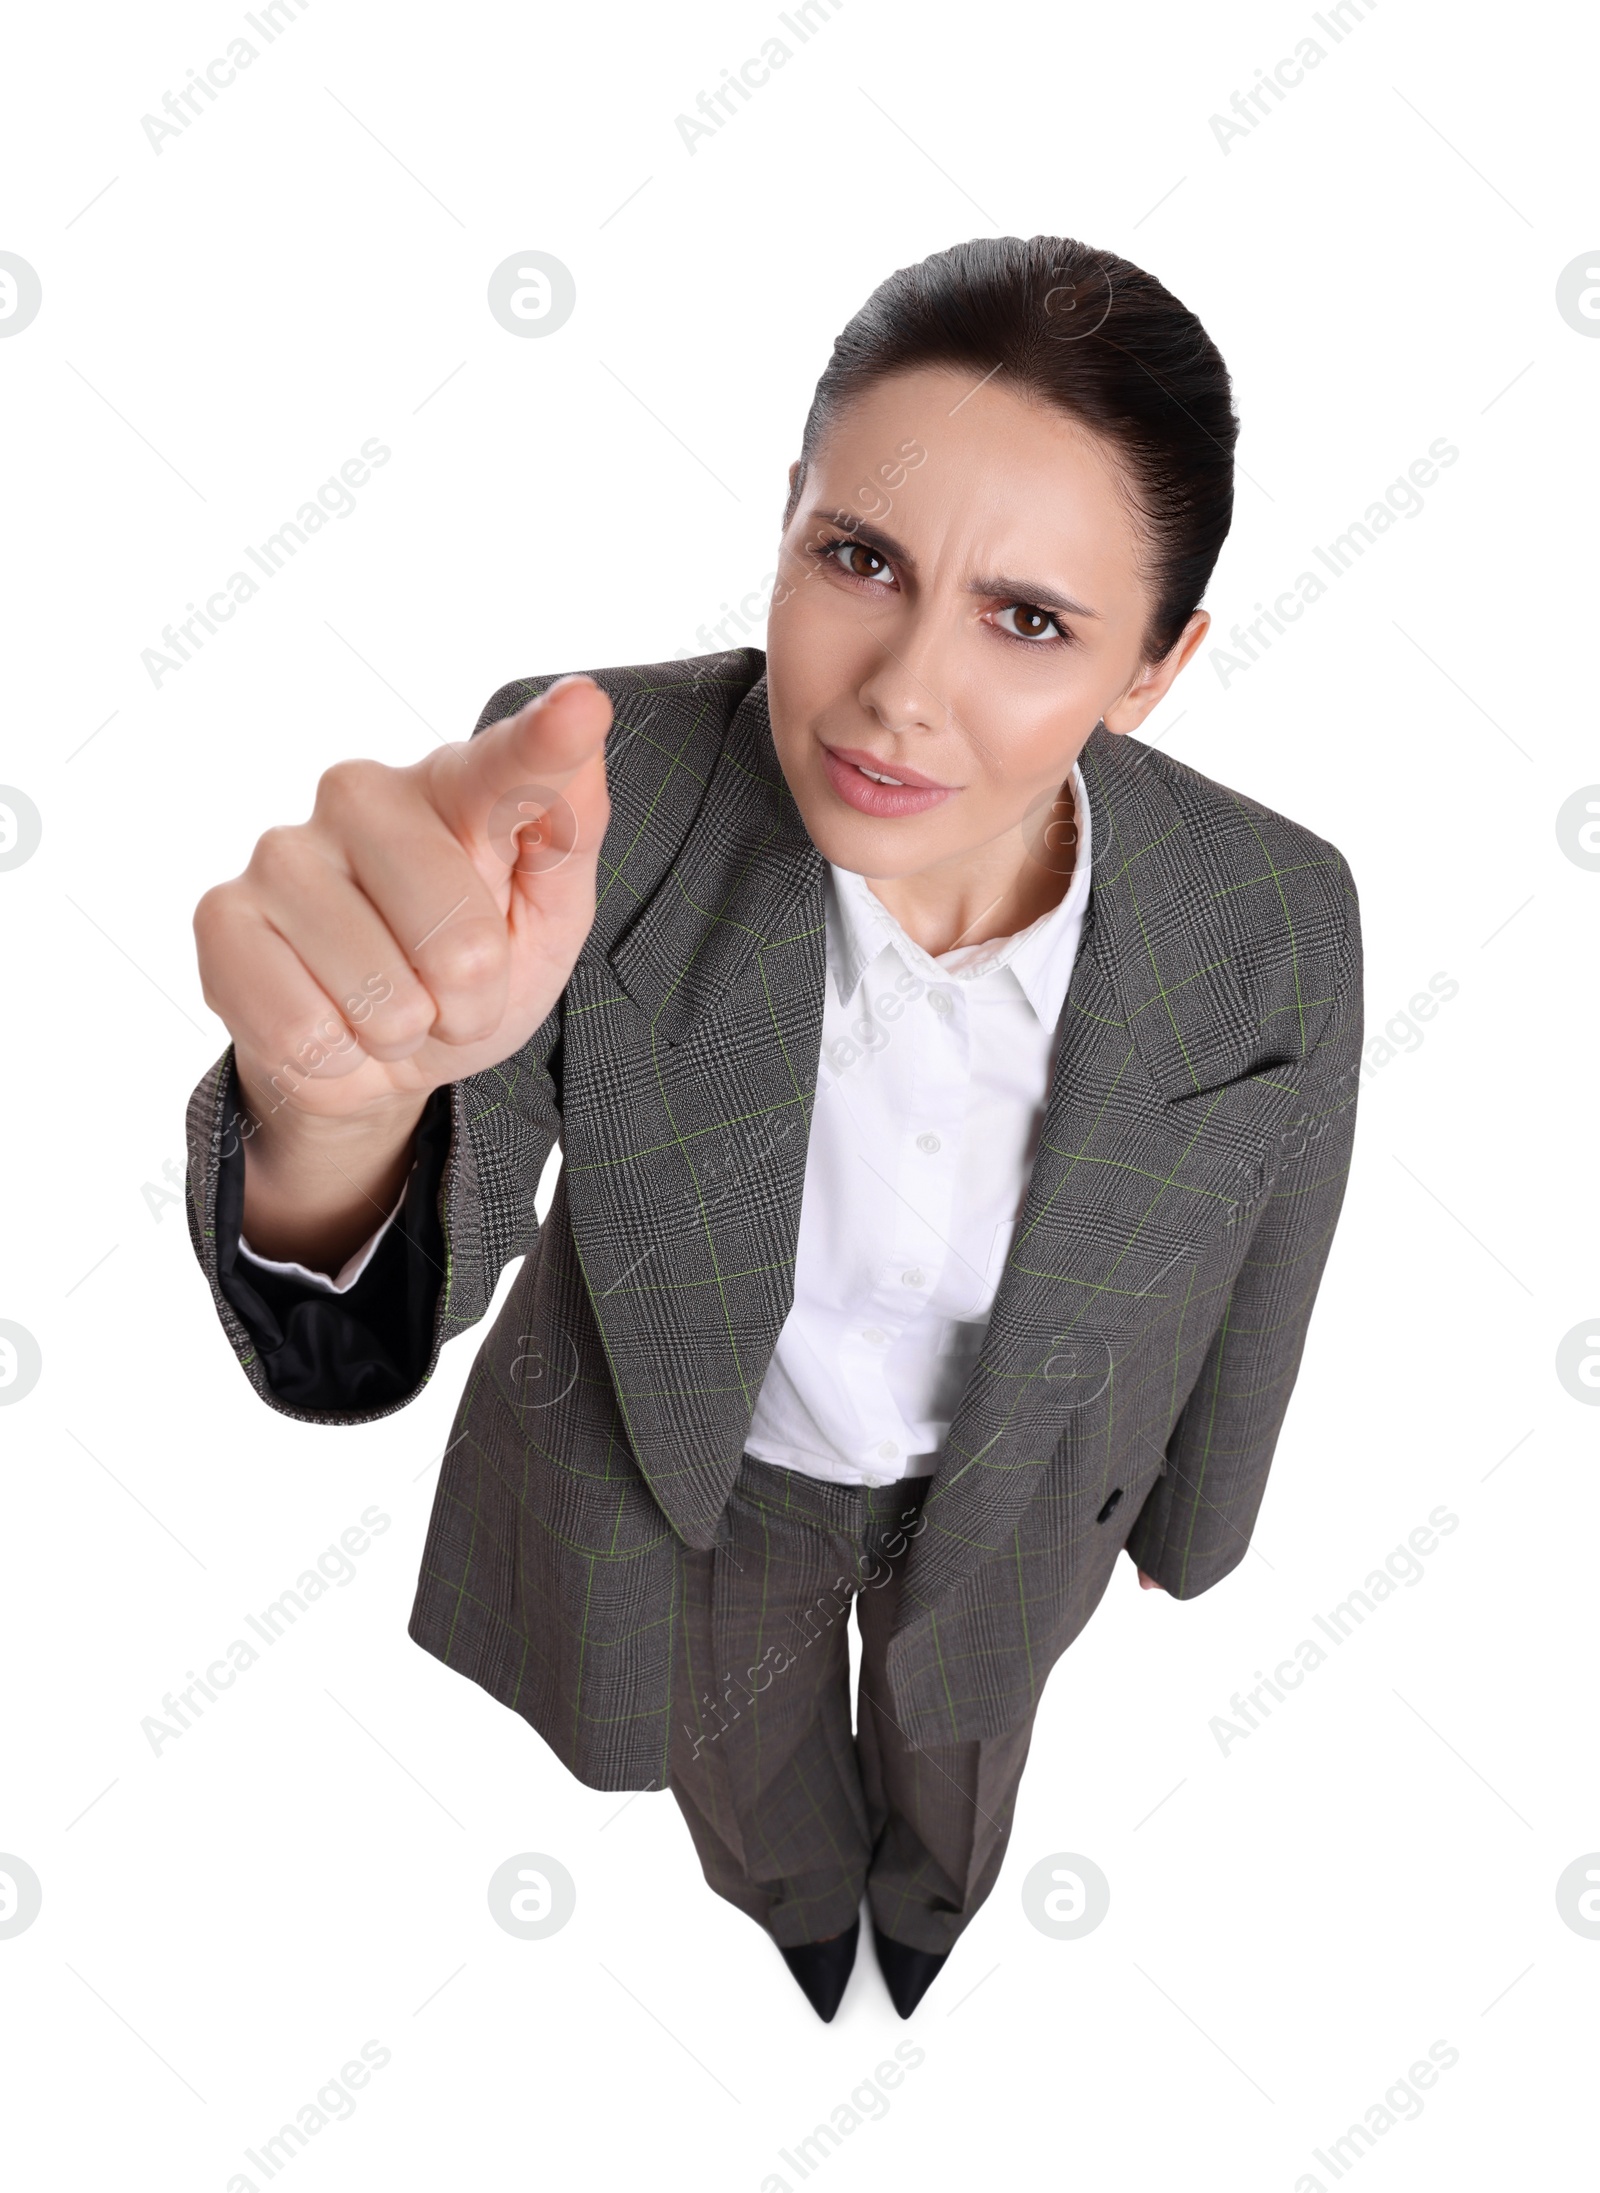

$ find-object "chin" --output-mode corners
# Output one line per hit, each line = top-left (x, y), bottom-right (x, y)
(791, 795), (934, 878)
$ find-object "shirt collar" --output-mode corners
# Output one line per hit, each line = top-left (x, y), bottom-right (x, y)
(823, 759), (1092, 1030)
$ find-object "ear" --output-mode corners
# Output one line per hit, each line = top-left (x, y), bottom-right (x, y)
(1101, 611), (1210, 735)
(781, 457), (805, 531)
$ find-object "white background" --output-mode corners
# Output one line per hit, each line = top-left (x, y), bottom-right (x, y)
(1, 0), (1596, 2186)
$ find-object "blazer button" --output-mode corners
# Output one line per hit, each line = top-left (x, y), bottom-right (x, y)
(1095, 1488), (1124, 1524)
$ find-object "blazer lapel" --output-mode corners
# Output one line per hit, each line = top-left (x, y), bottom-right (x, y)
(892, 725), (1307, 1631)
(557, 673), (827, 1547)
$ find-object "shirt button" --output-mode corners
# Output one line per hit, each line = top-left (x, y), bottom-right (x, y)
(902, 1269), (926, 1288)
(916, 1132), (941, 1154)
(862, 1327), (887, 1346)
(877, 1440), (899, 1460)
(928, 989), (953, 1015)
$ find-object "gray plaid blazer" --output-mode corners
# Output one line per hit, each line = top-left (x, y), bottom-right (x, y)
(185, 648), (1362, 1790)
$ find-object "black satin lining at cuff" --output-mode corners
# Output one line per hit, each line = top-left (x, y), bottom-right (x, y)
(215, 1063), (452, 1413)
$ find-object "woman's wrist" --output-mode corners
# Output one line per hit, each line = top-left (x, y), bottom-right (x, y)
(236, 1082), (432, 1271)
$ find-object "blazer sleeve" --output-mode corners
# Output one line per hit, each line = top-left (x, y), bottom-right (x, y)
(1124, 864), (1364, 1598)
(182, 678), (567, 1427)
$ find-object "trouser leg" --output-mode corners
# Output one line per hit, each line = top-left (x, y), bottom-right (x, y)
(853, 1553), (1037, 1956)
(667, 1461), (871, 1948)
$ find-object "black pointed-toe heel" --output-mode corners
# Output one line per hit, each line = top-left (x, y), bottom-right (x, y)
(870, 1922), (949, 2018)
(778, 1918), (860, 2022)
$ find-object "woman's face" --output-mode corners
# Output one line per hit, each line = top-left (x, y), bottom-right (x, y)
(764, 365), (1208, 883)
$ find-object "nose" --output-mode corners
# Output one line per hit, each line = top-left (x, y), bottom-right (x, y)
(854, 604), (961, 740)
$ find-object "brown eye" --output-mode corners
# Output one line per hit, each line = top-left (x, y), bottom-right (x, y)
(829, 539), (891, 581)
(995, 601), (1067, 644)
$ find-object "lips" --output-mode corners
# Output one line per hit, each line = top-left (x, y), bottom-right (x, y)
(820, 743), (958, 819)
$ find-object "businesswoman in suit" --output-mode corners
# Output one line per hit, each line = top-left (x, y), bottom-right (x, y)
(186, 235), (1362, 2022)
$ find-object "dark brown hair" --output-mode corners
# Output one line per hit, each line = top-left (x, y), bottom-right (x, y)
(787, 234), (1239, 662)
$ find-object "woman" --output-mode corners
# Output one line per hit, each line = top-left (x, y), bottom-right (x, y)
(186, 234), (1362, 2023)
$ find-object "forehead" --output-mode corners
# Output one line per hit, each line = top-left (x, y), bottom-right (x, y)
(805, 365), (1142, 589)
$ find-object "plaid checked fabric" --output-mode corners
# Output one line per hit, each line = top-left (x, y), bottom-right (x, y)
(184, 647), (1363, 1791)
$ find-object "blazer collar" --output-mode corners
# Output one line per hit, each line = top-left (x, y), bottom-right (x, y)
(606, 669), (824, 1046)
(1073, 722), (1260, 1098)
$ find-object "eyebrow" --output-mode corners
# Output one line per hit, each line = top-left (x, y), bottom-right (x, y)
(807, 510), (1103, 620)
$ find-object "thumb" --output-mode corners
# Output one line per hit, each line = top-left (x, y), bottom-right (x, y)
(427, 675), (613, 854)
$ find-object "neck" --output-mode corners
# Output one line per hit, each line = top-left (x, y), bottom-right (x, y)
(864, 776), (1079, 957)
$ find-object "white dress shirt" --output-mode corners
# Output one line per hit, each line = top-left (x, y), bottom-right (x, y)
(239, 765), (1091, 1490)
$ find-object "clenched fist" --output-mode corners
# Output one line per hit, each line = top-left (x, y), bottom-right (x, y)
(192, 674), (612, 1268)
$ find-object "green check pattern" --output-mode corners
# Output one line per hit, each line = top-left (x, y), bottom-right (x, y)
(184, 648), (1362, 1792)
